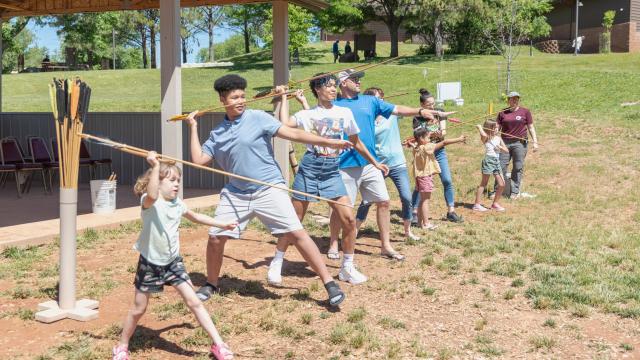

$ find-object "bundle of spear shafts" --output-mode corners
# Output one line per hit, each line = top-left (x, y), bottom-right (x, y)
(49, 78), (92, 188)
(168, 57), (402, 122)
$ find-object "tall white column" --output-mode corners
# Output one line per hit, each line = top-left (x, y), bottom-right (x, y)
(1, 18), (3, 113)
(160, 0), (183, 196)
(272, 1), (290, 183)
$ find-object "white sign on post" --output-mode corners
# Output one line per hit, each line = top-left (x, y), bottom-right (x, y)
(436, 82), (462, 105)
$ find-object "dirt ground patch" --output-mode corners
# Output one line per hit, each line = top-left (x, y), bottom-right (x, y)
(1, 115), (639, 359)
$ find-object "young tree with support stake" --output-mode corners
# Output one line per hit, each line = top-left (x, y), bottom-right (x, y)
(483, 0), (552, 93)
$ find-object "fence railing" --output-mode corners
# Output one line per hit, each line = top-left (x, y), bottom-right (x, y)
(0, 112), (227, 188)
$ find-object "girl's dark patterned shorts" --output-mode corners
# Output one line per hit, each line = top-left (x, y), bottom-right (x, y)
(134, 255), (190, 293)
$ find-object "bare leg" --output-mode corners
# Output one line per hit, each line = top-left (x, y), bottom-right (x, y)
(285, 229), (334, 284)
(375, 200), (395, 254)
(329, 196), (356, 256)
(403, 219), (419, 240)
(119, 290), (150, 346)
(174, 282), (226, 347)
(206, 235), (229, 286)
(418, 192), (432, 228)
(493, 174), (505, 205)
(328, 208), (340, 254)
(275, 200), (308, 252)
(475, 174), (490, 205)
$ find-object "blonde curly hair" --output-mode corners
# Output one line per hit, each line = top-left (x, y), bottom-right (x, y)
(133, 163), (181, 197)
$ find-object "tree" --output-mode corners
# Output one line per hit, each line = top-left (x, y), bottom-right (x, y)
(2, 20), (34, 73)
(315, 0), (365, 35)
(359, 0), (414, 57)
(222, 4), (270, 54)
(180, 8), (203, 63)
(196, 33), (254, 62)
(599, 10), (616, 54)
(48, 13), (119, 67)
(483, 0), (552, 92)
(2, 17), (31, 53)
(404, 0), (466, 57)
(193, 6), (225, 62)
(263, 4), (315, 53)
(116, 11), (150, 68)
(143, 10), (159, 68)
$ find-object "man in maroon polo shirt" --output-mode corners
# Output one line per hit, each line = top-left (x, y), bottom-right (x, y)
(494, 91), (539, 199)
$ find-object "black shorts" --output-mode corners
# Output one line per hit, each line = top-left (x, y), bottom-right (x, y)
(134, 255), (190, 293)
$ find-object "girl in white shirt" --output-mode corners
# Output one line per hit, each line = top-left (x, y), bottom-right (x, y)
(473, 120), (508, 212)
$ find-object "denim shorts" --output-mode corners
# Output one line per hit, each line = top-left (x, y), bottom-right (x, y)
(291, 152), (348, 202)
(134, 255), (190, 293)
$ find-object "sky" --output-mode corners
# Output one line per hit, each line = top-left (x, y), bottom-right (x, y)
(27, 22), (235, 64)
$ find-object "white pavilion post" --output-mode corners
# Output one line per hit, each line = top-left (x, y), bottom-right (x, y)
(160, 0), (183, 197)
(272, 0), (290, 182)
(0, 18), (3, 113)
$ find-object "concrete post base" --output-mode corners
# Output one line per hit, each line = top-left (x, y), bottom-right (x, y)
(35, 299), (99, 323)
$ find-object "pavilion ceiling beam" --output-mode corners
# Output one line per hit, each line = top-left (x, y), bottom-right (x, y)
(0, 2), (25, 11)
(1, 0), (326, 19)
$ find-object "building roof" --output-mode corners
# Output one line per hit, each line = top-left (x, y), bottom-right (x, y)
(0, 0), (328, 19)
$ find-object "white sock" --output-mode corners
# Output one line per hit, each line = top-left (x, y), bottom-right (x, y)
(273, 249), (285, 262)
(342, 253), (354, 268)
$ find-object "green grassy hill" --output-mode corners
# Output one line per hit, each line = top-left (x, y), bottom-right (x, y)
(3, 42), (639, 129)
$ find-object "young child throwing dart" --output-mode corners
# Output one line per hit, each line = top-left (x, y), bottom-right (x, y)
(112, 152), (236, 360)
(473, 120), (508, 212)
(407, 127), (466, 230)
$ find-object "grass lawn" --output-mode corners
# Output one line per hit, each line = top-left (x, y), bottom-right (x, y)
(1, 43), (639, 358)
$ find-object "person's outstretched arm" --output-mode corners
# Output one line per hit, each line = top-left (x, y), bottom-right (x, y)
(434, 135), (466, 151)
(276, 126), (353, 151)
(349, 134), (389, 175)
(183, 210), (238, 230)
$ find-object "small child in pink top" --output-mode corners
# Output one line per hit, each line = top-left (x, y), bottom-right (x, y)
(408, 127), (465, 230)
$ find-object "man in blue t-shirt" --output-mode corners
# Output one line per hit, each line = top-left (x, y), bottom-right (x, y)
(186, 74), (351, 307)
(330, 69), (442, 261)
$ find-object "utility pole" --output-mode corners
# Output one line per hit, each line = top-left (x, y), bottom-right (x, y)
(112, 28), (116, 69)
(574, 0), (580, 56)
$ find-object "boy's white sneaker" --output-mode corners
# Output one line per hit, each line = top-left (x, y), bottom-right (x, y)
(267, 259), (283, 285)
(338, 265), (368, 285)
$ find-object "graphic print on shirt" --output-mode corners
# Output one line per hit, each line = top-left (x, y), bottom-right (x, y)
(307, 116), (346, 155)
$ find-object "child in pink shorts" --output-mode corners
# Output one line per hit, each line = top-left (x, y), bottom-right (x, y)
(409, 127), (466, 230)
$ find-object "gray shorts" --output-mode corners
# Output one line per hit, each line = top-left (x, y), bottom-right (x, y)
(481, 155), (502, 175)
(208, 186), (304, 238)
(340, 164), (390, 206)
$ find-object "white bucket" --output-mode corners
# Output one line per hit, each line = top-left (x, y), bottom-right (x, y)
(90, 180), (117, 214)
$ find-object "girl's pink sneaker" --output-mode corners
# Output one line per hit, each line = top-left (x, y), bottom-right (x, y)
(211, 342), (234, 360)
(112, 344), (129, 360)
(491, 203), (506, 212)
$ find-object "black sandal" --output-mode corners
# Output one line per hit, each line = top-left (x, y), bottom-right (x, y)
(196, 282), (219, 301)
(324, 281), (346, 306)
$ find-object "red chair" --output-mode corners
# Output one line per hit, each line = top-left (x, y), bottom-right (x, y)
(0, 137), (48, 197)
(80, 140), (112, 178)
(28, 136), (59, 191)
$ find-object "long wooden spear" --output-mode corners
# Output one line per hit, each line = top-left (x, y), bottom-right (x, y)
(169, 57), (403, 122)
(280, 56), (402, 93)
(78, 133), (353, 208)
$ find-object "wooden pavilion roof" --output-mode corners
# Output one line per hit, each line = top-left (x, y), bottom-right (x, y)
(0, 0), (328, 19)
